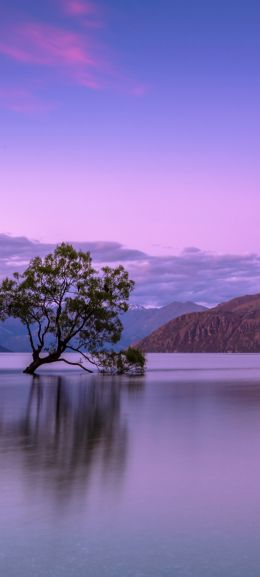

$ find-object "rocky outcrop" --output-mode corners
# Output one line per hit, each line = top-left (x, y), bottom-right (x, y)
(137, 293), (260, 352)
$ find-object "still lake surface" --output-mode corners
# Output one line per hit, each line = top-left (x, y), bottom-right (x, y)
(1, 353), (260, 576)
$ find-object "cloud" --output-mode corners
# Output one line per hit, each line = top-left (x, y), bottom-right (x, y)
(0, 22), (101, 91)
(1, 234), (260, 307)
(63, 0), (97, 16)
(127, 250), (260, 306)
(131, 83), (149, 97)
(0, 235), (145, 271)
(0, 1), (145, 111)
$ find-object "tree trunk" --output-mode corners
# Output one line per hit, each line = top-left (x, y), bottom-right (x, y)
(23, 351), (94, 375)
(23, 358), (45, 374)
(23, 352), (59, 375)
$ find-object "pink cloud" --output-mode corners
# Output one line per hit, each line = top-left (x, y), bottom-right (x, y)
(63, 0), (96, 16)
(132, 83), (149, 97)
(0, 22), (103, 91)
(75, 71), (101, 89)
(0, 23), (96, 67)
(0, 2), (146, 111)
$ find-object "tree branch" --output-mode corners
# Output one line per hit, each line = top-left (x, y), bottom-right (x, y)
(35, 318), (44, 348)
(25, 322), (36, 353)
(29, 313), (49, 352)
(40, 316), (51, 347)
(57, 358), (93, 373)
(63, 311), (93, 345)
(66, 345), (97, 365)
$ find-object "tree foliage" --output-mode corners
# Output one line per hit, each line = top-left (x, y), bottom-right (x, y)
(0, 243), (146, 375)
(95, 347), (146, 375)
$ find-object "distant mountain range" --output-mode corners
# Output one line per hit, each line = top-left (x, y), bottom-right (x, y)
(0, 301), (206, 352)
(4, 293), (260, 354)
(118, 301), (207, 349)
(137, 293), (260, 352)
(0, 345), (9, 352)
(0, 318), (30, 352)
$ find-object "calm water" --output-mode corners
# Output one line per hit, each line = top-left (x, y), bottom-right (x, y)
(1, 353), (260, 577)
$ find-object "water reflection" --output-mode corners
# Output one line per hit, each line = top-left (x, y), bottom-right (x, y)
(2, 359), (260, 576)
(0, 374), (144, 501)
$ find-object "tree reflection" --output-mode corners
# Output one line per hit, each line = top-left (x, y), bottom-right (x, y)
(0, 374), (144, 502)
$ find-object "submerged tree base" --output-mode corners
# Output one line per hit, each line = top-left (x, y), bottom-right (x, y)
(95, 348), (146, 376)
(23, 348), (145, 376)
(23, 364), (40, 375)
(23, 353), (93, 375)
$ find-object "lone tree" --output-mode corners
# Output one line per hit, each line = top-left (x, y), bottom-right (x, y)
(0, 243), (145, 376)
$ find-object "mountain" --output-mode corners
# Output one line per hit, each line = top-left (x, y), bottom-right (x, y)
(137, 293), (260, 353)
(0, 345), (10, 352)
(118, 301), (207, 348)
(0, 301), (207, 352)
(0, 318), (30, 352)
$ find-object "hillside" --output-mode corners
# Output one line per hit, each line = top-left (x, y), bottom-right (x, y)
(137, 293), (260, 353)
(0, 318), (30, 352)
(0, 345), (10, 352)
(0, 302), (207, 352)
(118, 301), (207, 348)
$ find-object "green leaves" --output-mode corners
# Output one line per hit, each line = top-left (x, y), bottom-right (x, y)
(0, 243), (145, 375)
(95, 347), (146, 376)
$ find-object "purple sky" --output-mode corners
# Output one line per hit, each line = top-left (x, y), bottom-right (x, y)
(0, 1), (260, 304)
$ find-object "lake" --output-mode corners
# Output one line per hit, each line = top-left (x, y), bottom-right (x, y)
(1, 353), (260, 576)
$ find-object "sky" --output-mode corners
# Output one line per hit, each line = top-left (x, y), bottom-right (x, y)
(0, 0), (260, 305)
